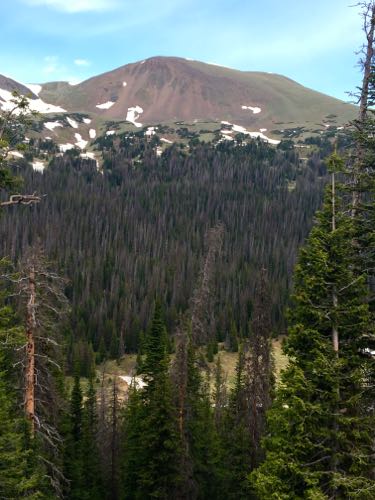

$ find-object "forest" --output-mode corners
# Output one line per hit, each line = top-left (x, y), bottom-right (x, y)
(0, 4), (375, 500)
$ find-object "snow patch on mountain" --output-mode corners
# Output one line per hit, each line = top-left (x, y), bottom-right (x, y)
(221, 134), (234, 141)
(145, 126), (156, 136)
(126, 105), (143, 127)
(67, 117), (79, 129)
(89, 128), (96, 139)
(0, 88), (66, 113)
(119, 375), (146, 389)
(9, 150), (24, 158)
(221, 121), (280, 145)
(106, 130), (115, 136)
(32, 160), (45, 172)
(96, 101), (115, 110)
(44, 121), (63, 131)
(241, 105), (261, 114)
(123, 81), (127, 87)
(25, 84), (42, 96)
(160, 137), (173, 144)
(74, 133), (88, 149)
(83, 118), (92, 124)
(59, 143), (75, 152)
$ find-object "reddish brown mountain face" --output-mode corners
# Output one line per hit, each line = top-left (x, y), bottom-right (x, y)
(37, 56), (356, 129)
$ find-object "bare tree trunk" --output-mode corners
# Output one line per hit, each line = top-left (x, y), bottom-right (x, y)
(331, 172), (340, 497)
(331, 172), (339, 355)
(110, 378), (119, 500)
(352, 2), (375, 214)
(190, 223), (224, 345)
(25, 266), (36, 436)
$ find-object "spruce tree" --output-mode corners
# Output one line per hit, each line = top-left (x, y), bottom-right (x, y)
(81, 378), (103, 500)
(121, 301), (181, 499)
(250, 177), (375, 498)
(221, 347), (253, 500)
(64, 372), (85, 499)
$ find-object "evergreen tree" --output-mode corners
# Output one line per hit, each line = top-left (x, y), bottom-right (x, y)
(183, 344), (224, 499)
(250, 178), (375, 498)
(121, 301), (181, 499)
(221, 347), (253, 500)
(0, 354), (46, 499)
(81, 378), (103, 500)
(64, 372), (85, 499)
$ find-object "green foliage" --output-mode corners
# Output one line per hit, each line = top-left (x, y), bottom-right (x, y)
(0, 289), (47, 498)
(250, 179), (375, 498)
(0, 139), (327, 353)
(184, 344), (225, 499)
(121, 302), (182, 499)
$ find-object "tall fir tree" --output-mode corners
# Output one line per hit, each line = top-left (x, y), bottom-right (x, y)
(250, 173), (375, 498)
(121, 301), (181, 499)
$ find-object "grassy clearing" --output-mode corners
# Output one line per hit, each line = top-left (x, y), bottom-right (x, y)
(68, 339), (288, 401)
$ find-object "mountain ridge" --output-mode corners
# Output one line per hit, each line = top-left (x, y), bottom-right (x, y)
(0, 56), (357, 152)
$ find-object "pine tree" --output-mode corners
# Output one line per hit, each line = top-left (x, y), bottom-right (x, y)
(244, 269), (274, 470)
(250, 178), (375, 498)
(183, 344), (224, 499)
(0, 355), (46, 498)
(121, 301), (181, 499)
(81, 378), (103, 500)
(64, 371), (85, 499)
(221, 346), (253, 500)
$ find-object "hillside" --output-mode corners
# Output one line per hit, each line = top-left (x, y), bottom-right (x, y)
(0, 56), (357, 151)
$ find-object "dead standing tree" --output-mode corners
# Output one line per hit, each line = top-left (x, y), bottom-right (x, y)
(351, 2), (375, 215)
(244, 268), (273, 470)
(190, 223), (224, 346)
(2, 246), (69, 495)
(171, 223), (224, 498)
(15, 248), (69, 440)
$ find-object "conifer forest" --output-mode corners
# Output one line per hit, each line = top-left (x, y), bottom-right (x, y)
(0, 3), (375, 499)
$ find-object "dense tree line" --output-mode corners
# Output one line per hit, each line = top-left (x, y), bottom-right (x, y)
(1, 3), (374, 496)
(0, 136), (327, 370)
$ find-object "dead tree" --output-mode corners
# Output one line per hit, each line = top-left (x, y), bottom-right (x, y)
(190, 223), (224, 345)
(2, 246), (68, 496)
(171, 223), (224, 498)
(244, 268), (273, 469)
(351, 2), (375, 214)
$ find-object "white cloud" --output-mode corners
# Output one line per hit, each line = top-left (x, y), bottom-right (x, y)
(24, 0), (118, 13)
(74, 58), (91, 66)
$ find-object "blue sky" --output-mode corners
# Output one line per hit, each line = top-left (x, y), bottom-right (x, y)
(0, 0), (365, 100)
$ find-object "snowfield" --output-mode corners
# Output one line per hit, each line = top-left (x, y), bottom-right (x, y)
(74, 133), (88, 149)
(241, 105), (262, 114)
(119, 375), (146, 389)
(59, 143), (75, 152)
(0, 88), (66, 113)
(221, 121), (280, 145)
(44, 121), (63, 131)
(32, 161), (45, 172)
(9, 150), (24, 158)
(67, 117), (79, 129)
(25, 84), (42, 96)
(96, 101), (115, 110)
(126, 105), (143, 127)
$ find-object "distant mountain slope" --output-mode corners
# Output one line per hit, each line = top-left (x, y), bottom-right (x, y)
(37, 56), (356, 129)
